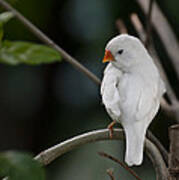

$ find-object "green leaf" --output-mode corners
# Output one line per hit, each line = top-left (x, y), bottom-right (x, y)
(0, 12), (14, 24)
(0, 151), (45, 180)
(0, 41), (62, 65)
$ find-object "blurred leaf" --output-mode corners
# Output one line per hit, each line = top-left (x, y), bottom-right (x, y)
(0, 41), (62, 65)
(0, 12), (14, 24)
(0, 151), (45, 180)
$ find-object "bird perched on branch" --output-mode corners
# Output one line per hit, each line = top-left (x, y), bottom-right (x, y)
(101, 34), (166, 166)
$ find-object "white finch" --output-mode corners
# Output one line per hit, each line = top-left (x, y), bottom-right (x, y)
(101, 34), (166, 166)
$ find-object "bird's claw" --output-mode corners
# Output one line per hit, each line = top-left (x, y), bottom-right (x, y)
(109, 128), (113, 139)
(107, 121), (116, 139)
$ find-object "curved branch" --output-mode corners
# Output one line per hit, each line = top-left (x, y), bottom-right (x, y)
(35, 128), (168, 180)
(145, 139), (169, 180)
(35, 129), (124, 165)
(147, 130), (168, 164)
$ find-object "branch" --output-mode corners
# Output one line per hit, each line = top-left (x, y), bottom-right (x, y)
(35, 128), (168, 180)
(99, 151), (142, 180)
(136, 0), (179, 83)
(145, 138), (169, 180)
(116, 19), (128, 34)
(130, 14), (146, 44)
(0, 0), (101, 85)
(145, 0), (154, 47)
(169, 124), (179, 179)
(146, 130), (168, 165)
(106, 169), (116, 180)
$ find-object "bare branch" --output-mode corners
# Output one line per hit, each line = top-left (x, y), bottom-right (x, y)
(160, 96), (175, 115)
(146, 130), (168, 164)
(145, 139), (169, 180)
(116, 19), (128, 34)
(136, 0), (179, 82)
(130, 14), (144, 42)
(169, 124), (179, 180)
(0, 0), (101, 85)
(145, 0), (154, 47)
(99, 151), (142, 180)
(106, 168), (116, 180)
(131, 14), (146, 43)
(35, 128), (168, 180)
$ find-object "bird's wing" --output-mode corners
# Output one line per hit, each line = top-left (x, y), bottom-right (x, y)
(101, 64), (122, 119)
(136, 77), (163, 121)
(117, 73), (163, 122)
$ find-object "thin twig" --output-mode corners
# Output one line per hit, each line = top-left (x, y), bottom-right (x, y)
(0, 0), (100, 85)
(106, 169), (116, 180)
(130, 14), (145, 43)
(145, 0), (154, 47)
(116, 19), (128, 34)
(35, 128), (168, 180)
(160, 98), (176, 116)
(99, 151), (142, 180)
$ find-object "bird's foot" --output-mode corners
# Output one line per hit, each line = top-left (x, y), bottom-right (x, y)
(107, 121), (116, 139)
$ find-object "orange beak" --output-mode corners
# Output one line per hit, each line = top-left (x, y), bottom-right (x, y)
(102, 50), (114, 63)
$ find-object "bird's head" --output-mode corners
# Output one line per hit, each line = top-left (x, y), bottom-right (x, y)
(102, 34), (148, 70)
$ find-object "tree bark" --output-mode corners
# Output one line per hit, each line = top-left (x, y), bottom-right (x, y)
(169, 124), (179, 180)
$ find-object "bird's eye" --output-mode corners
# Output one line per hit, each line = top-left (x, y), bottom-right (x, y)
(117, 49), (124, 55)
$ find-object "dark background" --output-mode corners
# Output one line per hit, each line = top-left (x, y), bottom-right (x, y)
(0, 0), (178, 179)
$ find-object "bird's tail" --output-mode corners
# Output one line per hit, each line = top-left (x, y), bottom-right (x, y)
(124, 122), (147, 166)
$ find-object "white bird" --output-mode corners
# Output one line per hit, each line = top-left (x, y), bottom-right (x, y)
(101, 34), (166, 166)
